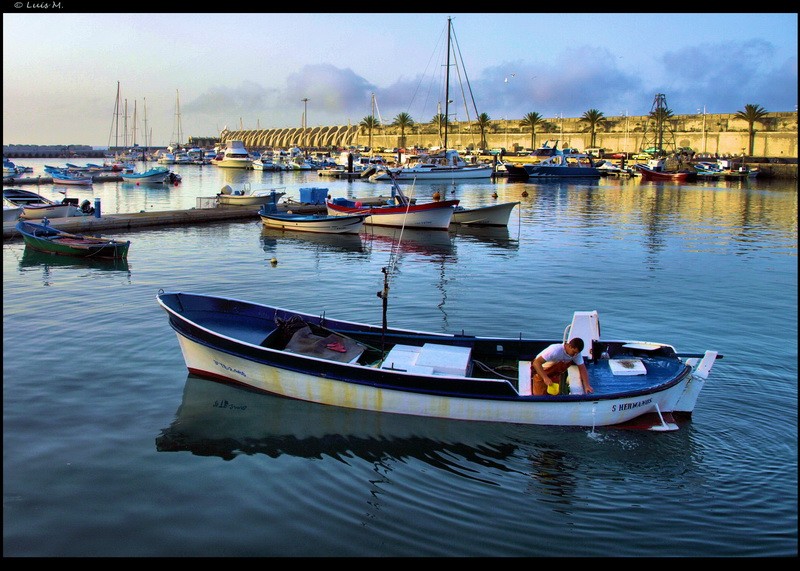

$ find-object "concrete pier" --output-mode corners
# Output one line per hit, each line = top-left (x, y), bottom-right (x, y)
(3, 202), (322, 240)
(2, 195), (403, 240)
(2, 173), (123, 186)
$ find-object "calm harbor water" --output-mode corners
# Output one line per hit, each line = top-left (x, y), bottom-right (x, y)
(3, 159), (797, 557)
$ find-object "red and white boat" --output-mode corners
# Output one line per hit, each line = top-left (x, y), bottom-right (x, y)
(635, 164), (696, 182)
(326, 176), (458, 230)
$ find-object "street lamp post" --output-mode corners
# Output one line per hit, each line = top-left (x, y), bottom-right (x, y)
(301, 98), (309, 149)
(557, 113), (563, 143)
(622, 110), (629, 153)
(504, 73), (515, 151)
(701, 105), (707, 154)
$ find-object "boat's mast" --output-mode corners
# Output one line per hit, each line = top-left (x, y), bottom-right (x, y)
(444, 17), (451, 150)
(172, 89), (183, 148)
(132, 100), (138, 148)
(143, 98), (149, 161)
(111, 81), (120, 153)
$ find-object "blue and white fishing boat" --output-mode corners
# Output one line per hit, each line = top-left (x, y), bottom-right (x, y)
(51, 170), (94, 186)
(120, 166), (173, 184)
(259, 203), (365, 234)
(156, 286), (720, 432)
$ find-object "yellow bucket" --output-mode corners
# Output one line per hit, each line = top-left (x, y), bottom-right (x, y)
(547, 382), (560, 396)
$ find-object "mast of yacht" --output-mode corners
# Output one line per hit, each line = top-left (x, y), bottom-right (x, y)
(172, 89), (184, 149)
(132, 100), (138, 149)
(123, 99), (130, 149)
(108, 81), (121, 156)
(444, 17), (452, 151)
(143, 98), (149, 162)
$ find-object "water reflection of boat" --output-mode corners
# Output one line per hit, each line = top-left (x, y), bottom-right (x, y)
(260, 226), (366, 254)
(449, 225), (519, 250)
(19, 246), (131, 272)
(362, 225), (454, 258)
(155, 374), (518, 464)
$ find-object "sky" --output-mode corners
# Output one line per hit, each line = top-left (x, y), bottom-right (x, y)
(3, 11), (797, 148)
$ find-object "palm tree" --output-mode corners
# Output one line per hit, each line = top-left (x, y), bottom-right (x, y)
(431, 113), (448, 146)
(360, 115), (380, 151)
(735, 104), (769, 156)
(580, 109), (606, 148)
(391, 112), (414, 149)
(520, 112), (545, 150)
(475, 113), (492, 150)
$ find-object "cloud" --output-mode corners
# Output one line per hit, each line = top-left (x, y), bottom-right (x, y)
(173, 38), (798, 137)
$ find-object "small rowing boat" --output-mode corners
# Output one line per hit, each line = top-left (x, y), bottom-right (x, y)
(16, 219), (130, 259)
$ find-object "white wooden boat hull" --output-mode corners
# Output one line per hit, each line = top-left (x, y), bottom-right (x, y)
(260, 214), (365, 234)
(21, 204), (81, 219)
(4, 205), (23, 222)
(171, 332), (700, 428)
(121, 168), (172, 184)
(370, 166), (493, 181)
(215, 159), (253, 169)
(218, 195), (279, 206)
(52, 177), (93, 186)
(326, 200), (457, 230)
(217, 189), (286, 206)
(452, 202), (519, 226)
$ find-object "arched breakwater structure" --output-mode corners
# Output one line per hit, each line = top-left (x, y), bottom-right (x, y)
(217, 125), (360, 151)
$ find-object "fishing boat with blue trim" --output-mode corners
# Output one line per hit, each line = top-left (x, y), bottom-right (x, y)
(156, 286), (720, 431)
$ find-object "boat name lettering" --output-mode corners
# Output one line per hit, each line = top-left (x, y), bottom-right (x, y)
(213, 399), (247, 411)
(213, 359), (247, 378)
(613, 398), (652, 412)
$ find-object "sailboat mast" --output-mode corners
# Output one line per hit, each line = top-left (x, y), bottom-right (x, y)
(132, 100), (137, 148)
(444, 17), (451, 150)
(109, 81), (120, 152)
(143, 98), (148, 161)
(123, 99), (129, 148)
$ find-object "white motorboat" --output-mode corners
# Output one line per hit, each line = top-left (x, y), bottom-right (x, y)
(369, 149), (493, 181)
(217, 184), (286, 206)
(213, 140), (254, 169)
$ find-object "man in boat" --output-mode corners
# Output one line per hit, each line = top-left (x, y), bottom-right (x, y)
(531, 338), (593, 396)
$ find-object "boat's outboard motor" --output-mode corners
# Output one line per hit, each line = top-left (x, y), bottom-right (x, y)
(80, 199), (94, 215)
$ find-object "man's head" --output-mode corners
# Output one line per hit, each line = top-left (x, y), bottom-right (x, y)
(566, 338), (584, 356)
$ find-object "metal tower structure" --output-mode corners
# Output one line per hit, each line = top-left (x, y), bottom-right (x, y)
(639, 93), (677, 156)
